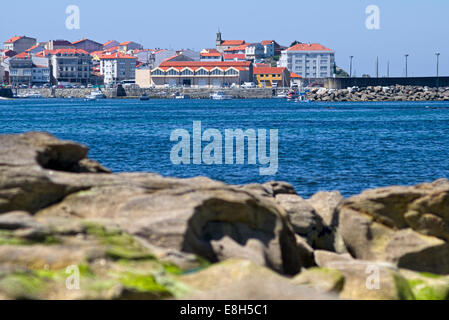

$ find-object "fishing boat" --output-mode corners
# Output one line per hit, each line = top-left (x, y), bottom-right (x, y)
(210, 91), (232, 100)
(26, 92), (43, 99)
(84, 89), (105, 101)
(274, 91), (288, 99)
(140, 94), (150, 101)
(171, 92), (190, 99)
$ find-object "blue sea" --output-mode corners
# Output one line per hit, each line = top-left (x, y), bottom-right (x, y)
(1, 98), (449, 198)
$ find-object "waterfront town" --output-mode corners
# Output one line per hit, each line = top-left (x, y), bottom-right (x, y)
(0, 33), (337, 90)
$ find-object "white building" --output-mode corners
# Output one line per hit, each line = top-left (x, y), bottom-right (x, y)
(245, 43), (265, 61)
(279, 43), (335, 78)
(31, 56), (50, 84)
(100, 52), (137, 85)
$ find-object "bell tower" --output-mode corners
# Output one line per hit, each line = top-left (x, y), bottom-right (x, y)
(216, 30), (223, 47)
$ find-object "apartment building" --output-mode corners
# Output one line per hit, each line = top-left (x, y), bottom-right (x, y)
(279, 43), (335, 78)
(8, 52), (33, 85)
(41, 49), (92, 85)
(99, 52), (137, 85)
(3, 36), (37, 54)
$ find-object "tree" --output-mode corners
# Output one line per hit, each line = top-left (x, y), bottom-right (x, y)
(290, 40), (301, 47)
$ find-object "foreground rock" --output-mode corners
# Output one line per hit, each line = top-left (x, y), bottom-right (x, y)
(179, 259), (337, 300)
(2, 132), (449, 300)
(339, 180), (449, 274)
(0, 132), (302, 279)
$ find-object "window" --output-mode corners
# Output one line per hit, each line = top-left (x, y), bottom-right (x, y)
(196, 69), (209, 76)
(152, 69), (165, 76)
(211, 69), (223, 75)
(167, 69), (179, 75)
(225, 69), (238, 75)
(181, 69), (193, 76)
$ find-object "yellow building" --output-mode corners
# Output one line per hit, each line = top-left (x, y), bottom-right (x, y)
(253, 67), (290, 88)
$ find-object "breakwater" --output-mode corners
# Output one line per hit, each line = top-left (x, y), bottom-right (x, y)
(307, 85), (449, 102)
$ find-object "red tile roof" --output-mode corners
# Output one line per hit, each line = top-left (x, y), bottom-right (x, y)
(290, 72), (302, 78)
(120, 41), (133, 46)
(287, 43), (332, 52)
(39, 49), (89, 56)
(14, 52), (31, 59)
(261, 40), (274, 45)
(5, 36), (23, 43)
(224, 44), (249, 52)
(202, 48), (220, 54)
(201, 52), (222, 57)
(103, 40), (117, 46)
(160, 60), (251, 68)
(25, 44), (40, 52)
(72, 38), (87, 45)
(90, 50), (105, 57)
(105, 46), (119, 52)
(221, 40), (245, 46)
(223, 54), (246, 60)
(99, 53), (137, 60)
(253, 67), (287, 75)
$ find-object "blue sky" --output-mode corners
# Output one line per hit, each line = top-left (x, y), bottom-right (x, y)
(1, 0), (448, 77)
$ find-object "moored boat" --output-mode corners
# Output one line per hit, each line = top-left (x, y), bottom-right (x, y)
(210, 91), (232, 100)
(140, 94), (150, 101)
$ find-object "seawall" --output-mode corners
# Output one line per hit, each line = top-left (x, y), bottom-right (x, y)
(13, 87), (274, 99)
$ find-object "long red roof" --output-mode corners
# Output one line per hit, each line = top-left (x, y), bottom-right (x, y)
(99, 53), (136, 60)
(287, 43), (333, 52)
(160, 61), (251, 68)
(5, 36), (23, 43)
(221, 40), (245, 46)
(253, 67), (287, 75)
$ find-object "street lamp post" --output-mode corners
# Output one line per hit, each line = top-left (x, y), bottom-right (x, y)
(350, 56), (354, 78)
(436, 52), (440, 77)
(405, 54), (409, 78)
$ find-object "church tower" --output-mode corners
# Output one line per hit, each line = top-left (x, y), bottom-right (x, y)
(216, 30), (223, 47)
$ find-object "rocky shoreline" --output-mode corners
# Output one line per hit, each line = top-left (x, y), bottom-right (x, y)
(306, 85), (449, 102)
(1, 132), (449, 300)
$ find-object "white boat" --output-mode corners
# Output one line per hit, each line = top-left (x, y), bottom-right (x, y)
(26, 92), (43, 99)
(210, 91), (232, 100)
(85, 89), (105, 101)
(274, 91), (288, 99)
(89, 90), (105, 99)
(84, 96), (97, 101)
